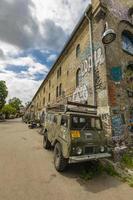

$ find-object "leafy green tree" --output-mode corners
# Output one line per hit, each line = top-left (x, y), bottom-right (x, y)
(0, 81), (8, 110)
(1, 104), (16, 118)
(9, 97), (22, 111)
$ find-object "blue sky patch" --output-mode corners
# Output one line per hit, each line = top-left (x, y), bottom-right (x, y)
(5, 65), (28, 73)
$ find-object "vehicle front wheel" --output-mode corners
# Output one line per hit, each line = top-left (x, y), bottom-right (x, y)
(54, 142), (68, 172)
(43, 133), (51, 150)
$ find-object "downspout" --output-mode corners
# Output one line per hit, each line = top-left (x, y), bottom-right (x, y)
(85, 12), (96, 106)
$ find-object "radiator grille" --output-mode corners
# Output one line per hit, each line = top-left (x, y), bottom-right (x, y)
(84, 146), (94, 154)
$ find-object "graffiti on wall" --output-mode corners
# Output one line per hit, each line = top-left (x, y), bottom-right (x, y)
(125, 65), (133, 97)
(95, 67), (103, 90)
(100, 113), (111, 131)
(108, 82), (117, 106)
(110, 66), (122, 82)
(79, 44), (104, 66)
(73, 85), (93, 102)
(73, 44), (105, 102)
(112, 114), (125, 137)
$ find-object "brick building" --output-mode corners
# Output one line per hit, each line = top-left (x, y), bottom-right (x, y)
(25, 0), (133, 139)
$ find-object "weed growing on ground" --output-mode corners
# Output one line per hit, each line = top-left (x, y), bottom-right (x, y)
(104, 163), (119, 177)
(121, 153), (133, 169)
(80, 161), (119, 180)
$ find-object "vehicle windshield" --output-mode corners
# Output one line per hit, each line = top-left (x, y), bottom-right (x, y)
(70, 115), (102, 130)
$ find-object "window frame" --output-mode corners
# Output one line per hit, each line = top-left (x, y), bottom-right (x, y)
(76, 44), (80, 58)
(76, 68), (81, 87)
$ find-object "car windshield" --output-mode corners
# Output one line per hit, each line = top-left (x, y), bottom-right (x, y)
(70, 115), (102, 130)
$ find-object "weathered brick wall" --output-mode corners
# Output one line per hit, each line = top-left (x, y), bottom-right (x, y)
(101, 0), (133, 139)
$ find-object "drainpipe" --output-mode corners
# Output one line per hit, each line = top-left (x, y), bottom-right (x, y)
(85, 12), (96, 106)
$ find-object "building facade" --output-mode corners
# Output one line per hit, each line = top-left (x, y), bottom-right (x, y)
(25, 0), (133, 140)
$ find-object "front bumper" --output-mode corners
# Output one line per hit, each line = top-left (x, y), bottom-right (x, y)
(69, 153), (111, 163)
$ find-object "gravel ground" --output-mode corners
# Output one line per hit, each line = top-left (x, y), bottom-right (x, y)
(0, 119), (133, 200)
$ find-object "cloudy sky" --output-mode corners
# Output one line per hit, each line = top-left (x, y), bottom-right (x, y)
(0, 0), (90, 104)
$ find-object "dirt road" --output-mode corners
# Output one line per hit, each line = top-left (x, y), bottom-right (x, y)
(0, 119), (133, 200)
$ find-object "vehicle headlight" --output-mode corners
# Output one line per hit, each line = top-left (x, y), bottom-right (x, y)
(76, 147), (82, 155)
(100, 146), (105, 152)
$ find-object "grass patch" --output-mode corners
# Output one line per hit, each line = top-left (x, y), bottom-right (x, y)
(121, 153), (133, 169)
(104, 163), (119, 177)
(80, 161), (119, 181)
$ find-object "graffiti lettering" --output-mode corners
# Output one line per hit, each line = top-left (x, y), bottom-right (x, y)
(73, 85), (93, 102)
(95, 67), (103, 90)
(100, 113), (111, 130)
(73, 44), (104, 102)
(112, 114), (125, 136)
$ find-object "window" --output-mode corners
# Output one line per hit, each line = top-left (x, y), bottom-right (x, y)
(57, 67), (61, 79)
(48, 93), (50, 102)
(49, 80), (51, 87)
(71, 115), (102, 130)
(59, 67), (61, 76)
(59, 83), (62, 96)
(67, 70), (69, 76)
(43, 87), (45, 93)
(122, 30), (133, 55)
(76, 68), (81, 87)
(61, 115), (68, 127)
(76, 44), (80, 58)
(56, 86), (58, 97)
(43, 97), (45, 105)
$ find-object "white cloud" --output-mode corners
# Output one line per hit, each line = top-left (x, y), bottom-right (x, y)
(0, 70), (41, 103)
(0, 54), (49, 103)
(47, 54), (57, 62)
(0, 55), (48, 79)
(0, 0), (91, 104)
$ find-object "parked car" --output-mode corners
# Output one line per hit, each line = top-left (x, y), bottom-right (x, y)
(43, 101), (111, 172)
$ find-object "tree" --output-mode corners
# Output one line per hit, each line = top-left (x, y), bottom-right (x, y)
(0, 81), (8, 110)
(1, 104), (16, 118)
(9, 97), (22, 112)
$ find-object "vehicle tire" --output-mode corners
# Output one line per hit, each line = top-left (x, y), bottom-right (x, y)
(43, 133), (51, 150)
(54, 142), (68, 172)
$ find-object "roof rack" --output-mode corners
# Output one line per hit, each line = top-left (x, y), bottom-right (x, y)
(46, 101), (97, 115)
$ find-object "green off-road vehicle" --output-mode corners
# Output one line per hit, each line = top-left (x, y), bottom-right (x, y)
(43, 101), (111, 171)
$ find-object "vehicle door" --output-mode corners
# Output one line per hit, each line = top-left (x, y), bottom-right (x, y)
(60, 115), (70, 157)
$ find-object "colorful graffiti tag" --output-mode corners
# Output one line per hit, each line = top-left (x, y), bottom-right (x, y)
(110, 66), (122, 82)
